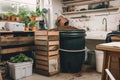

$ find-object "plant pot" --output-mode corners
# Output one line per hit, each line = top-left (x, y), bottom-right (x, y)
(7, 16), (11, 21)
(16, 17), (21, 22)
(11, 16), (16, 21)
(30, 16), (36, 21)
(25, 26), (29, 31)
(32, 26), (37, 31)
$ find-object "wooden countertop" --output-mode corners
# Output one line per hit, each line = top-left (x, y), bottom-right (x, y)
(96, 42), (120, 52)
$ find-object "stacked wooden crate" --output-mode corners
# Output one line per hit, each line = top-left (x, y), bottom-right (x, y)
(35, 30), (60, 76)
(0, 32), (34, 57)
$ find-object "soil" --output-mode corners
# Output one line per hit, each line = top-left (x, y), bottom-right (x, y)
(51, 26), (82, 31)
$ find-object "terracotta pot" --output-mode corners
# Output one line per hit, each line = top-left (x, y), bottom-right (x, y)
(30, 16), (36, 21)
(11, 16), (16, 21)
(25, 26), (29, 31)
(32, 26), (37, 31)
(16, 17), (21, 22)
(7, 16), (11, 21)
(56, 16), (69, 27)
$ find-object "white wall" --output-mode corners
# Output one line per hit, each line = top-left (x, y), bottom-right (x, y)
(42, 0), (62, 29)
(0, 0), (36, 13)
(52, 0), (63, 28)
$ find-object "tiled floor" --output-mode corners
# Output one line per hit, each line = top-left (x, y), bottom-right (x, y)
(22, 71), (101, 80)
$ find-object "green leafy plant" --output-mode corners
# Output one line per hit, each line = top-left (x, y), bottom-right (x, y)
(29, 11), (36, 17)
(29, 21), (36, 29)
(36, 6), (41, 17)
(19, 9), (28, 18)
(36, 6), (45, 17)
(0, 13), (7, 20)
(21, 16), (30, 26)
(9, 53), (32, 63)
(6, 11), (15, 17)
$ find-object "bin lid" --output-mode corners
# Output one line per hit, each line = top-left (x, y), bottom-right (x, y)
(60, 30), (86, 37)
(59, 29), (85, 33)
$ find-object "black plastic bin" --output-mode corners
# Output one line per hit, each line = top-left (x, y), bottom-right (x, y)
(59, 30), (86, 73)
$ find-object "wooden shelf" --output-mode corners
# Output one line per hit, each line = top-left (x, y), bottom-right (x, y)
(63, 0), (114, 6)
(62, 7), (119, 15)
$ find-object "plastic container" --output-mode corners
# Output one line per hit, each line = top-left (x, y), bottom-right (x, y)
(8, 61), (33, 80)
(86, 50), (96, 68)
(95, 50), (104, 73)
(59, 30), (86, 73)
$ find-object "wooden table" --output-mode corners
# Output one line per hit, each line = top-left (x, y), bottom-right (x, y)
(96, 42), (120, 80)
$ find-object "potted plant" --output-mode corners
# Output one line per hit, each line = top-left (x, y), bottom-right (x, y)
(29, 21), (37, 31)
(11, 13), (16, 21)
(19, 9), (28, 21)
(16, 14), (21, 22)
(0, 13), (7, 21)
(6, 11), (13, 21)
(21, 16), (30, 31)
(8, 53), (33, 80)
(29, 11), (36, 21)
(35, 6), (45, 21)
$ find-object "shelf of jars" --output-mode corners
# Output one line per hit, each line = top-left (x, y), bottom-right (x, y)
(62, 7), (119, 15)
(62, 0), (115, 6)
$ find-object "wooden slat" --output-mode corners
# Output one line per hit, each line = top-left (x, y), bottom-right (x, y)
(36, 45), (59, 51)
(0, 46), (34, 54)
(36, 50), (59, 56)
(35, 35), (59, 41)
(35, 41), (59, 45)
(0, 34), (14, 38)
(0, 37), (34, 46)
(1, 36), (34, 42)
(36, 60), (48, 66)
(35, 30), (59, 36)
(36, 64), (48, 71)
(35, 55), (59, 61)
(35, 69), (59, 76)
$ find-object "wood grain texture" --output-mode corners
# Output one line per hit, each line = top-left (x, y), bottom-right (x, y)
(0, 46), (34, 54)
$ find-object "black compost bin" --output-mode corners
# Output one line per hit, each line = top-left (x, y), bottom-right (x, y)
(59, 30), (86, 73)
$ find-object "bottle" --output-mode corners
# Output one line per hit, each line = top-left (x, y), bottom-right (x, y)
(117, 20), (120, 31)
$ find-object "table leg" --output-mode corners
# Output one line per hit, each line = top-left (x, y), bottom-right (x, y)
(101, 51), (109, 80)
(106, 56), (111, 80)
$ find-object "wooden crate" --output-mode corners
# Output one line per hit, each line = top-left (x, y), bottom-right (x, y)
(0, 32), (34, 59)
(0, 36), (34, 46)
(35, 55), (60, 76)
(35, 30), (60, 76)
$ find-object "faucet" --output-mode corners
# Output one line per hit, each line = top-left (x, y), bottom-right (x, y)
(102, 17), (107, 31)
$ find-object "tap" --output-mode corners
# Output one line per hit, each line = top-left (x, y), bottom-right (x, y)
(102, 17), (107, 31)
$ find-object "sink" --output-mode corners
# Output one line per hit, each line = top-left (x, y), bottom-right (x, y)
(86, 31), (112, 40)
